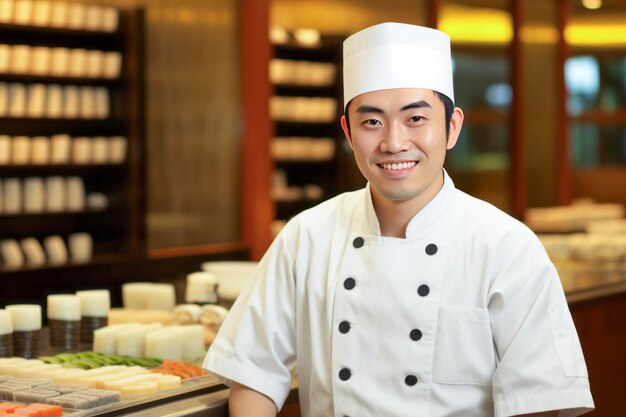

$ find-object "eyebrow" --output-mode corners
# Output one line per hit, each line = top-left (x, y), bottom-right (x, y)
(355, 100), (432, 114)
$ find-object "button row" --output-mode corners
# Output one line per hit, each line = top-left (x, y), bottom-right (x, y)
(353, 237), (438, 256)
(343, 277), (430, 297)
(338, 367), (419, 386)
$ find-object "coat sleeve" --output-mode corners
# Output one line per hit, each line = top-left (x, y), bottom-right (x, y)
(488, 228), (594, 417)
(202, 226), (297, 411)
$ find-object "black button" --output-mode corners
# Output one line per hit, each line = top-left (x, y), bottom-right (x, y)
(425, 243), (438, 255)
(417, 284), (430, 297)
(343, 278), (356, 290)
(339, 368), (352, 381)
(410, 329), (422, 341)
(339, 321), (351, 334)
(353, 237), (364, 248)
(405, 375), (418, 386)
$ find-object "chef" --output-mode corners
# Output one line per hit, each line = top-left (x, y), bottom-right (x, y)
(203, 22), (594, 417)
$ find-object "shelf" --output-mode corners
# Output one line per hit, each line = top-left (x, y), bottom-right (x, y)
(0, 209), (127, 239)
(0, 7), (146, 303)
(274, 121), (338, 137)
(0, 118), (128, 136)
(569, 110), (626, 124)
(273, 43), (338, 62)
(0, 23), (124, 50)
(0, 73), (122, 87)
(273, 84), (336, 97)
(0, 163), (126, 176)
(274, 159), (335, 166)
(0, 251), (135, 275)
(275, 199), (325, 220)
(270, 35), (344, 227)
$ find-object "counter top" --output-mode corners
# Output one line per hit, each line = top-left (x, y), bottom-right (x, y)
(558, 260), (626, 303)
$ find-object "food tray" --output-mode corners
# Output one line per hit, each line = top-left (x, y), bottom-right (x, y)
(54, 374), (221, 417)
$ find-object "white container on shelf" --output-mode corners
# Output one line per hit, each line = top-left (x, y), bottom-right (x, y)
(8, 83), (27, 117)
(65, 176), (85, 211)
(26, 84), (46, 118)
(86, 192), (108, 210)
(23, 177), (45, 213)
(201, 261), (259, 302)
(85, 50), (104, 78)
(63, 85), (80, 118)
(94, 87), (109, 118)
(101, 7), (119, 32)
(3, 177), (21, 214)
(109, 136), (127, 163)
(50, 134), (71, 164)
(79, 87), (96, 119)
(0, 44), (10, 73)
(30, 46), (50, 75)
(67, 49), (87, 78)
(91, 136), (109, 163)
(68, 232), (92, 263)
(9, 45), (31, 74)
(45, 176), (65, 212)
(0, 0), (13, 23)
(121, 282), (153, 309)
(84, 5), (103, 31)
(13, 0), (33, 26)
(0, 82), (7, 116)
(5, 305), (42, 331)
(0, 239), (25, 269)
(103, 51), (122, 79)
(20, 237), (46, 267)
(45, 84), (64, 118)
(0, 309), (13, 336)
(185, 271), (218, 304)
(31, 1), (51, 27)
(71, 137), (91, 164)
(76, 290), (111, 318)
(31, 136), (50, 165)
(43, 235), (68, 265)
(49, 2), (69, 28)
(66, 2), (85, 30)
(10, 136), (30, 165)
(144, 283), (177, 311)
(47, 294), (81, 321)
(0, 135), (10, 164)
(49, 47), (70, 76)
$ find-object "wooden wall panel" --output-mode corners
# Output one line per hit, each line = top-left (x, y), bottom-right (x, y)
(570, 292), (626, 417)
(65, 0), (242, 250)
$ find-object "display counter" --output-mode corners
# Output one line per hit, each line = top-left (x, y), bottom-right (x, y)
(558, 261), (626, 303)
(2, 265), (623, 417)
(102, 268), (626, 417)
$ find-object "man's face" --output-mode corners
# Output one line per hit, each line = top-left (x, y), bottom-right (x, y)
(341, 88), (463, 209)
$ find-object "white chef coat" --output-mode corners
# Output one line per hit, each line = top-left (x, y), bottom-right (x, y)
(203, 170), (594, 417)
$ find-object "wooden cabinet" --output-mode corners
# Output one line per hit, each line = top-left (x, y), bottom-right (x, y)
(0, 7), (145, 302)
(269, 37), (344, 232)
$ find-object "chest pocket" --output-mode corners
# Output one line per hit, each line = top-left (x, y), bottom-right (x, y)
(432, 305), (496, 386)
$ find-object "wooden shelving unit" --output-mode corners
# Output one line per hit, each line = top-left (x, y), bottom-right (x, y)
(0, 7), (145, 303)
(270, 36), (344, 228)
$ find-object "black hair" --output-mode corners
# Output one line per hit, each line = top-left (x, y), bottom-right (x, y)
(344, 91), (455, 139)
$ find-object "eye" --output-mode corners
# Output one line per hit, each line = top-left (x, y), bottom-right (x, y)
(408, 115), (423, 123)
(362, 119), (382, 127)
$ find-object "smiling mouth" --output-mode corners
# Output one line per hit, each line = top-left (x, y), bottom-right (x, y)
(378, 161), (418, 170)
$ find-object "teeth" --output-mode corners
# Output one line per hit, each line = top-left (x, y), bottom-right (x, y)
(380, 162), (417, 170)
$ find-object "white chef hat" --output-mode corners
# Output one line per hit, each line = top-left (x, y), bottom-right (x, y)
(343, 22), (454, 109)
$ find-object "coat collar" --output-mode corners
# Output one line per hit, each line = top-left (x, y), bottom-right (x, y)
(357, 169), (456, 240)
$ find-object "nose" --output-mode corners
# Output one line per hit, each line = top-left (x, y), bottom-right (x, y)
(379, 122), (409, 153)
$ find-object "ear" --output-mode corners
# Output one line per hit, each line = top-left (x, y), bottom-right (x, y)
(446, 107), (464, 150)
(341, 115), (354, 150)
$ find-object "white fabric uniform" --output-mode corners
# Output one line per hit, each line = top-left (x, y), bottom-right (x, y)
(203, 171), (594, 417)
